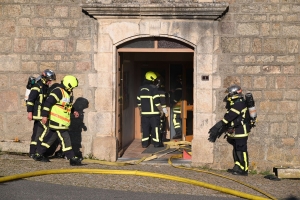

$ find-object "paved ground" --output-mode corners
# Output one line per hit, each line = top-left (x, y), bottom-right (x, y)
(0, 153), (299, 200)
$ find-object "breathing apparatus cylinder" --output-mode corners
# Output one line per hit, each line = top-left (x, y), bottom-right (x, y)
(245, 92), (257, 120)
(24, 76), (40, 102)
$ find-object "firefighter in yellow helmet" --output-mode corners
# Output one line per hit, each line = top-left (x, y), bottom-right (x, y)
(137, 71), (164, 148)
(26, 69), (56, 159)
(34, 75), (82, 166)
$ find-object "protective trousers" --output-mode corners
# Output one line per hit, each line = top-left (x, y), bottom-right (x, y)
(227, 137), (249, 172)
(141, 115), (160, 146)
(172, 111), (182, 137)
(159, 116), (167, 142)
(29, 120), (48, 155)
(37, 129), (75, 159)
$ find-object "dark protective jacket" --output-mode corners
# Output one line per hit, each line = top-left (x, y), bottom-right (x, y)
(26, 79), (49, 120)
(41, 84), (74, 130)
(158, 86), (167, 108)
(137, 80), (161, 116)
(222, 97), (251, 138)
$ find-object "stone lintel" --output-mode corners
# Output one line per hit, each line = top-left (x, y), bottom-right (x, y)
(81, 3), (229, 20)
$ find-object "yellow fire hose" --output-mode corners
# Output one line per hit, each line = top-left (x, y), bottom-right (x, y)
(0, 140), (276, 200)
(0, 168), (270, 200)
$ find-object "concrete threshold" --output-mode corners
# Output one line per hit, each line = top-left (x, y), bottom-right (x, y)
(117, 157), (192, 167)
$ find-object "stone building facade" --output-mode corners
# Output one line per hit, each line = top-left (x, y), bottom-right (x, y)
(0, 0), (299, 172)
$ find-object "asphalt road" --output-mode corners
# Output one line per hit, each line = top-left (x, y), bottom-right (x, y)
(0, 179), (240, 200)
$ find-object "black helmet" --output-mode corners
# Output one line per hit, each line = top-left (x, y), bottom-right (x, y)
(225, 84), (243, 100)
(42, 69), (56, 82)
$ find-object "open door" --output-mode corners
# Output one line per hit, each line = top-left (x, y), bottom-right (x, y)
(181, 66), (193, 142)
(116, 53), (123, 156)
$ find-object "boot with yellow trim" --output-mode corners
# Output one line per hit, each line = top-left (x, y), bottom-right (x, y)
(34, 153), (50, 162)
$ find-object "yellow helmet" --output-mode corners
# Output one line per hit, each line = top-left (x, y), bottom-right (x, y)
(145, 71), (157, 81)
(62, 75), (78, 91)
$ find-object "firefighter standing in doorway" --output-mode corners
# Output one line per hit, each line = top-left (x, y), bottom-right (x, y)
(137, 71), (165, 148)
(170, 74), (183, 139)
(26, 69), (56, 159)
(34, 75), (82, 166)
(154, 73), (169, 143)
(223, 85), (251, 176)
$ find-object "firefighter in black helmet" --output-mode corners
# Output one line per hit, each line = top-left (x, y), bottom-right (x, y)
(26, 69), (56, 159)
(137, 71), (165, 148)
(223, 84), (251, 176)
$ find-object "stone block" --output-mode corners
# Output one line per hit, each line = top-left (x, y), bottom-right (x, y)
(76, 39), (91, 52)
(0, 91), (18, 112)
(53, 28), (70, 38)
(257, 55), (274, 63)
(241, 38), (251, 53)
(18, 27), (35, 37)
(261, 23), (270, 36)
(0, 55), (20, 71)
(236, 66), (261, 74)
(88, 73), (97, 87)
(236, 23), (259, 36)
(14, 38), (27, 53)
(40, 40), (65, 52)
(59, 62), (74, 71)
(192, 138), (214, 165)
(221, 37), (240, 53)
(88, 111), (113, 134)
(21, 61), (38, 72)
(197, 54), (212, 73)
(40, 62), (56, 71)
(103, 21), (140, 44)
(36, 5), (53, 17)
(274, 167), (300, 179)
(3, 5), (21, 17)
(253, 76), (266, 88)
(18, 18), (31, 26)
(70, 7), (82, 18)
(31, 18), (44, 26)
(36, 28), (51, 37)
(62, 19), (79, 28)
(287, 39), (298, 53)
(278, 101), (297, 114)
(282, 25), (300, 37)
(197, 36), (213, 54)
(262, 66), (281, 74)
(220, 22), (235, 35)
(0, 19), (16, 36)
(45, 19), (61, 27)
(92, 136), (117, 162)
(54, 6), (69, 18)
(195, 89), (212, 113)
(98, 35), (112, 53)
(21, 5), (34, 17)
(0, 140), (30, 154)
(95, 88), (113, 111)
(264, 90), (283, 100)
(245, 55), (255, 63)
(223, 76), (240, 87)
(76, 61), (91, 71)
(0, 38), (12, 53)
(0, 74), (9, 88)
(96, 52), (113, 72)
(276, 76), (286, 89)
(276, 56), (295, 63)
(270, 14), (284, 21)
(252, 38), (262, 53)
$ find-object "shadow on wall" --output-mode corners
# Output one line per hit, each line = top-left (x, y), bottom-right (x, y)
(69, 97), (89, 158)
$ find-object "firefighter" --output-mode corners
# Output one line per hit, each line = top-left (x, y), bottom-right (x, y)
(34, 75), (82, 166)
(223, 84), (251, 176)
(170, 74), (183, 139)
(137, 71), (164, 148)
(26, 69), (56, 159)
(154, 74), (169, 143)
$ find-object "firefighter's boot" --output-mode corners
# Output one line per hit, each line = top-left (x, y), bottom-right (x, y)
(34, 153), (50, 162)
(70, 156), (82, 166)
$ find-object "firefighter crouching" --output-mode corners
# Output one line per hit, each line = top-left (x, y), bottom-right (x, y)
(137, 71), (165, 148)
(26, 69), (56, 159)
(34, 75), (82, 166)
(223, 85), (251, 176)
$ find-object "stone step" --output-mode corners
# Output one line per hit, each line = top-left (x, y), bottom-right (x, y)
(273, 166), (300, 179)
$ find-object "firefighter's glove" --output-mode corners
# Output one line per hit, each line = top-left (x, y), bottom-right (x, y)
(157, 105), (164, 118)
(162, 108), (168, 118)
(208, 120), (223, 143)
(227, 127), (234, 134)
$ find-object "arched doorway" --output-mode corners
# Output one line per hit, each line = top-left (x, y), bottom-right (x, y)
(116, 37), (194, 158)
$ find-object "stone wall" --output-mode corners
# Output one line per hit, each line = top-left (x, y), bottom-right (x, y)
(214, 0), (300, 171)
(0, 0), (97, 155)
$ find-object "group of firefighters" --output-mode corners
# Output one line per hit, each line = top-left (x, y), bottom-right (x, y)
(26, 69), (253, 175)
(137, 71), (253, 176)
(26, 69), (83, 166)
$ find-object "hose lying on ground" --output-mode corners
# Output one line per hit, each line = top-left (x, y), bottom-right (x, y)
(0, 168), (271, 200)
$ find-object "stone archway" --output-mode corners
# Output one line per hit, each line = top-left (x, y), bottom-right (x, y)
(82, 1), (229, 166)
